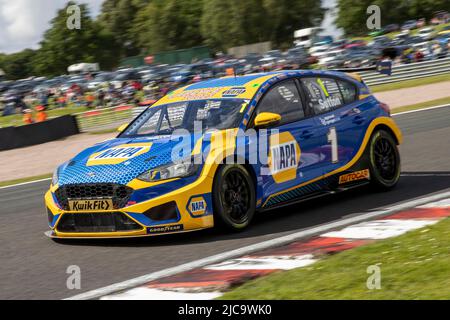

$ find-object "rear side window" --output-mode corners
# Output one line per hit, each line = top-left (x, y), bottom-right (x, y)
(255, 80), (305, 125)
(337, 80), (358, 104)
(301, 77), (344, 115)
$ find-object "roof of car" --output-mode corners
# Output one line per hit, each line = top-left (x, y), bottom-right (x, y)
(152, 70), (358, 107)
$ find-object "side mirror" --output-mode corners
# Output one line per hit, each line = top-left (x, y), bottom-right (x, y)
(117, 123), (129, 133)
(254, 112), (282, 128)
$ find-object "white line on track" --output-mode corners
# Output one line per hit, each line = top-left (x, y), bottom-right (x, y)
(392, 103), (450, 117)
(401, 173), (450, 177)
(66, 189), (450, 300)
(0, 178), (51, 190)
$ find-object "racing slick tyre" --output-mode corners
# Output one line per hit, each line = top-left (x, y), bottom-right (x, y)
(368, 129), (401, 190)
(213, 164), (256, 231)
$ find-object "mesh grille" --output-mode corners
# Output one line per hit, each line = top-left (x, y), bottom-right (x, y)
(54, 184), (133, 210)
(56, 212), (142, 233)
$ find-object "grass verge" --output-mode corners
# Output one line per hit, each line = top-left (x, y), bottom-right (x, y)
(392, 96), (450, 114)
(221, 218), (450, 300)
(0, 173), (52, 188)
(371, 73), (450, 93)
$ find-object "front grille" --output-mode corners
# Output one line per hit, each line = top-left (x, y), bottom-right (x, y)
(56, 212), (143, 233)
(55, 184), (133, 210)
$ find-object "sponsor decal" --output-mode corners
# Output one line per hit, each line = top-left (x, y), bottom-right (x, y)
(170, 88), (222, 101)
(270, 142), (298, 174)
(319, 114), (340, 126)
(147, 224), (184, 234)
(268, 132), (301, 184)
(318, 97), (342, 110)
(222, 87), (246, 97)
(68, 199), (113, 211)
(339, 169), (370, 184)
(87, 143), (152, 166)
(187, 196), (208, 217)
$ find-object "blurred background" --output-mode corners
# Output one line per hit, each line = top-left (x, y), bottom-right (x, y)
(0, 0), (449, 140)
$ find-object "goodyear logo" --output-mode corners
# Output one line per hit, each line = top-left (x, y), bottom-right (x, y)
(187, 196), (207, 217)
(147, 224), (183, 234)
(339, 169), (370, 184)
(87, 143), (152, 166)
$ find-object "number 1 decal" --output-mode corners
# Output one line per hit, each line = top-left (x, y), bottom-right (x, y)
(327, 127), (338, 163)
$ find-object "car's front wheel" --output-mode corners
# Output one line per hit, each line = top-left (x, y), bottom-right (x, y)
(212, 164), (256, 231)
(369, 129), (401, 190)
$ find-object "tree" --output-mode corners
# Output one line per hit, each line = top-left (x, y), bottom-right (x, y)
(262, 0), (325, 47)
(32, 2), (118, 76)
(201, 0), (270, 51)
(98, 0), (150, 57)
(201, 0), (324, 51)
(0, 49), (36, 80)
(134, 0), (204, 53)
(336, 0), (450, 36)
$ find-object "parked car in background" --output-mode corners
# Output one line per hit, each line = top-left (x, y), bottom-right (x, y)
(60, 77), (88, 93)
(402, 20), (418, 31)
(318, 49), (346, 68)
(369, 36), (391, 49)
(431, 11), (450, 25)
(416, 18), (426, 29)
(111, 69), (141, 89)
(286, 47), (310, 67)
(344, 39), (366, 49)
(417, 27), (436, 41)
(438, 26), (450, 36)
(87, 72), (114, 90)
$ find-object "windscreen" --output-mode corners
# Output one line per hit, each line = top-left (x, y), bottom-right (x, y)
(120, 99), (248, 137)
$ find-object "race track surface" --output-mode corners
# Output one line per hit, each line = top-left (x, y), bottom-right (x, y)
(0, 107), (449, 299)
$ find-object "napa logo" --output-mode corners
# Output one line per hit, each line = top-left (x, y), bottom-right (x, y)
(271, 142), (298, 173)
(187, 196), (208, 217)
(269, 132), (301, 184)
(87, 143), (152, 166)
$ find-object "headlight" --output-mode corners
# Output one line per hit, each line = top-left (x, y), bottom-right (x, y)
(52, 167), (59, 186)
(137, 162), (200, 182)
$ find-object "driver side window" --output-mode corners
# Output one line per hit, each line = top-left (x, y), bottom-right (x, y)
(254, 80), (305, 126)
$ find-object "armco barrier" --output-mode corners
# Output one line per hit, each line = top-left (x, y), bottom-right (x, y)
(360, 56), (450, 86)
(0, 115), (79, 151)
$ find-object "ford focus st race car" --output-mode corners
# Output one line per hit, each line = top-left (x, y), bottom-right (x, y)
(45, 70), (402, 239)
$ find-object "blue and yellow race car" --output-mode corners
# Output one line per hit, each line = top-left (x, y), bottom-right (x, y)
(45, 70), (402, 238)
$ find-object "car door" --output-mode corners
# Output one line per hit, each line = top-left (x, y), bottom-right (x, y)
(299, 76), (369, 176)
(248, 79), (325, 203)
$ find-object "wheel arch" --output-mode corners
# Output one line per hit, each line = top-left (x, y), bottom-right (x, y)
(373, 122), (402, 145)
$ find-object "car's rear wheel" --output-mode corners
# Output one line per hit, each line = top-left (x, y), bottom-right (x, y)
(369, 129), (401, 190)
(212, 164), (255, 231)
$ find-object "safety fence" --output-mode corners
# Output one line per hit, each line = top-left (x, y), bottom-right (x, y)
(74, 105), (134, 133)
(360, 56), (450, 86)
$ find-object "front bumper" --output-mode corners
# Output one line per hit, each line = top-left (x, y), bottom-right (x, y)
(45, 175), (215, 238)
